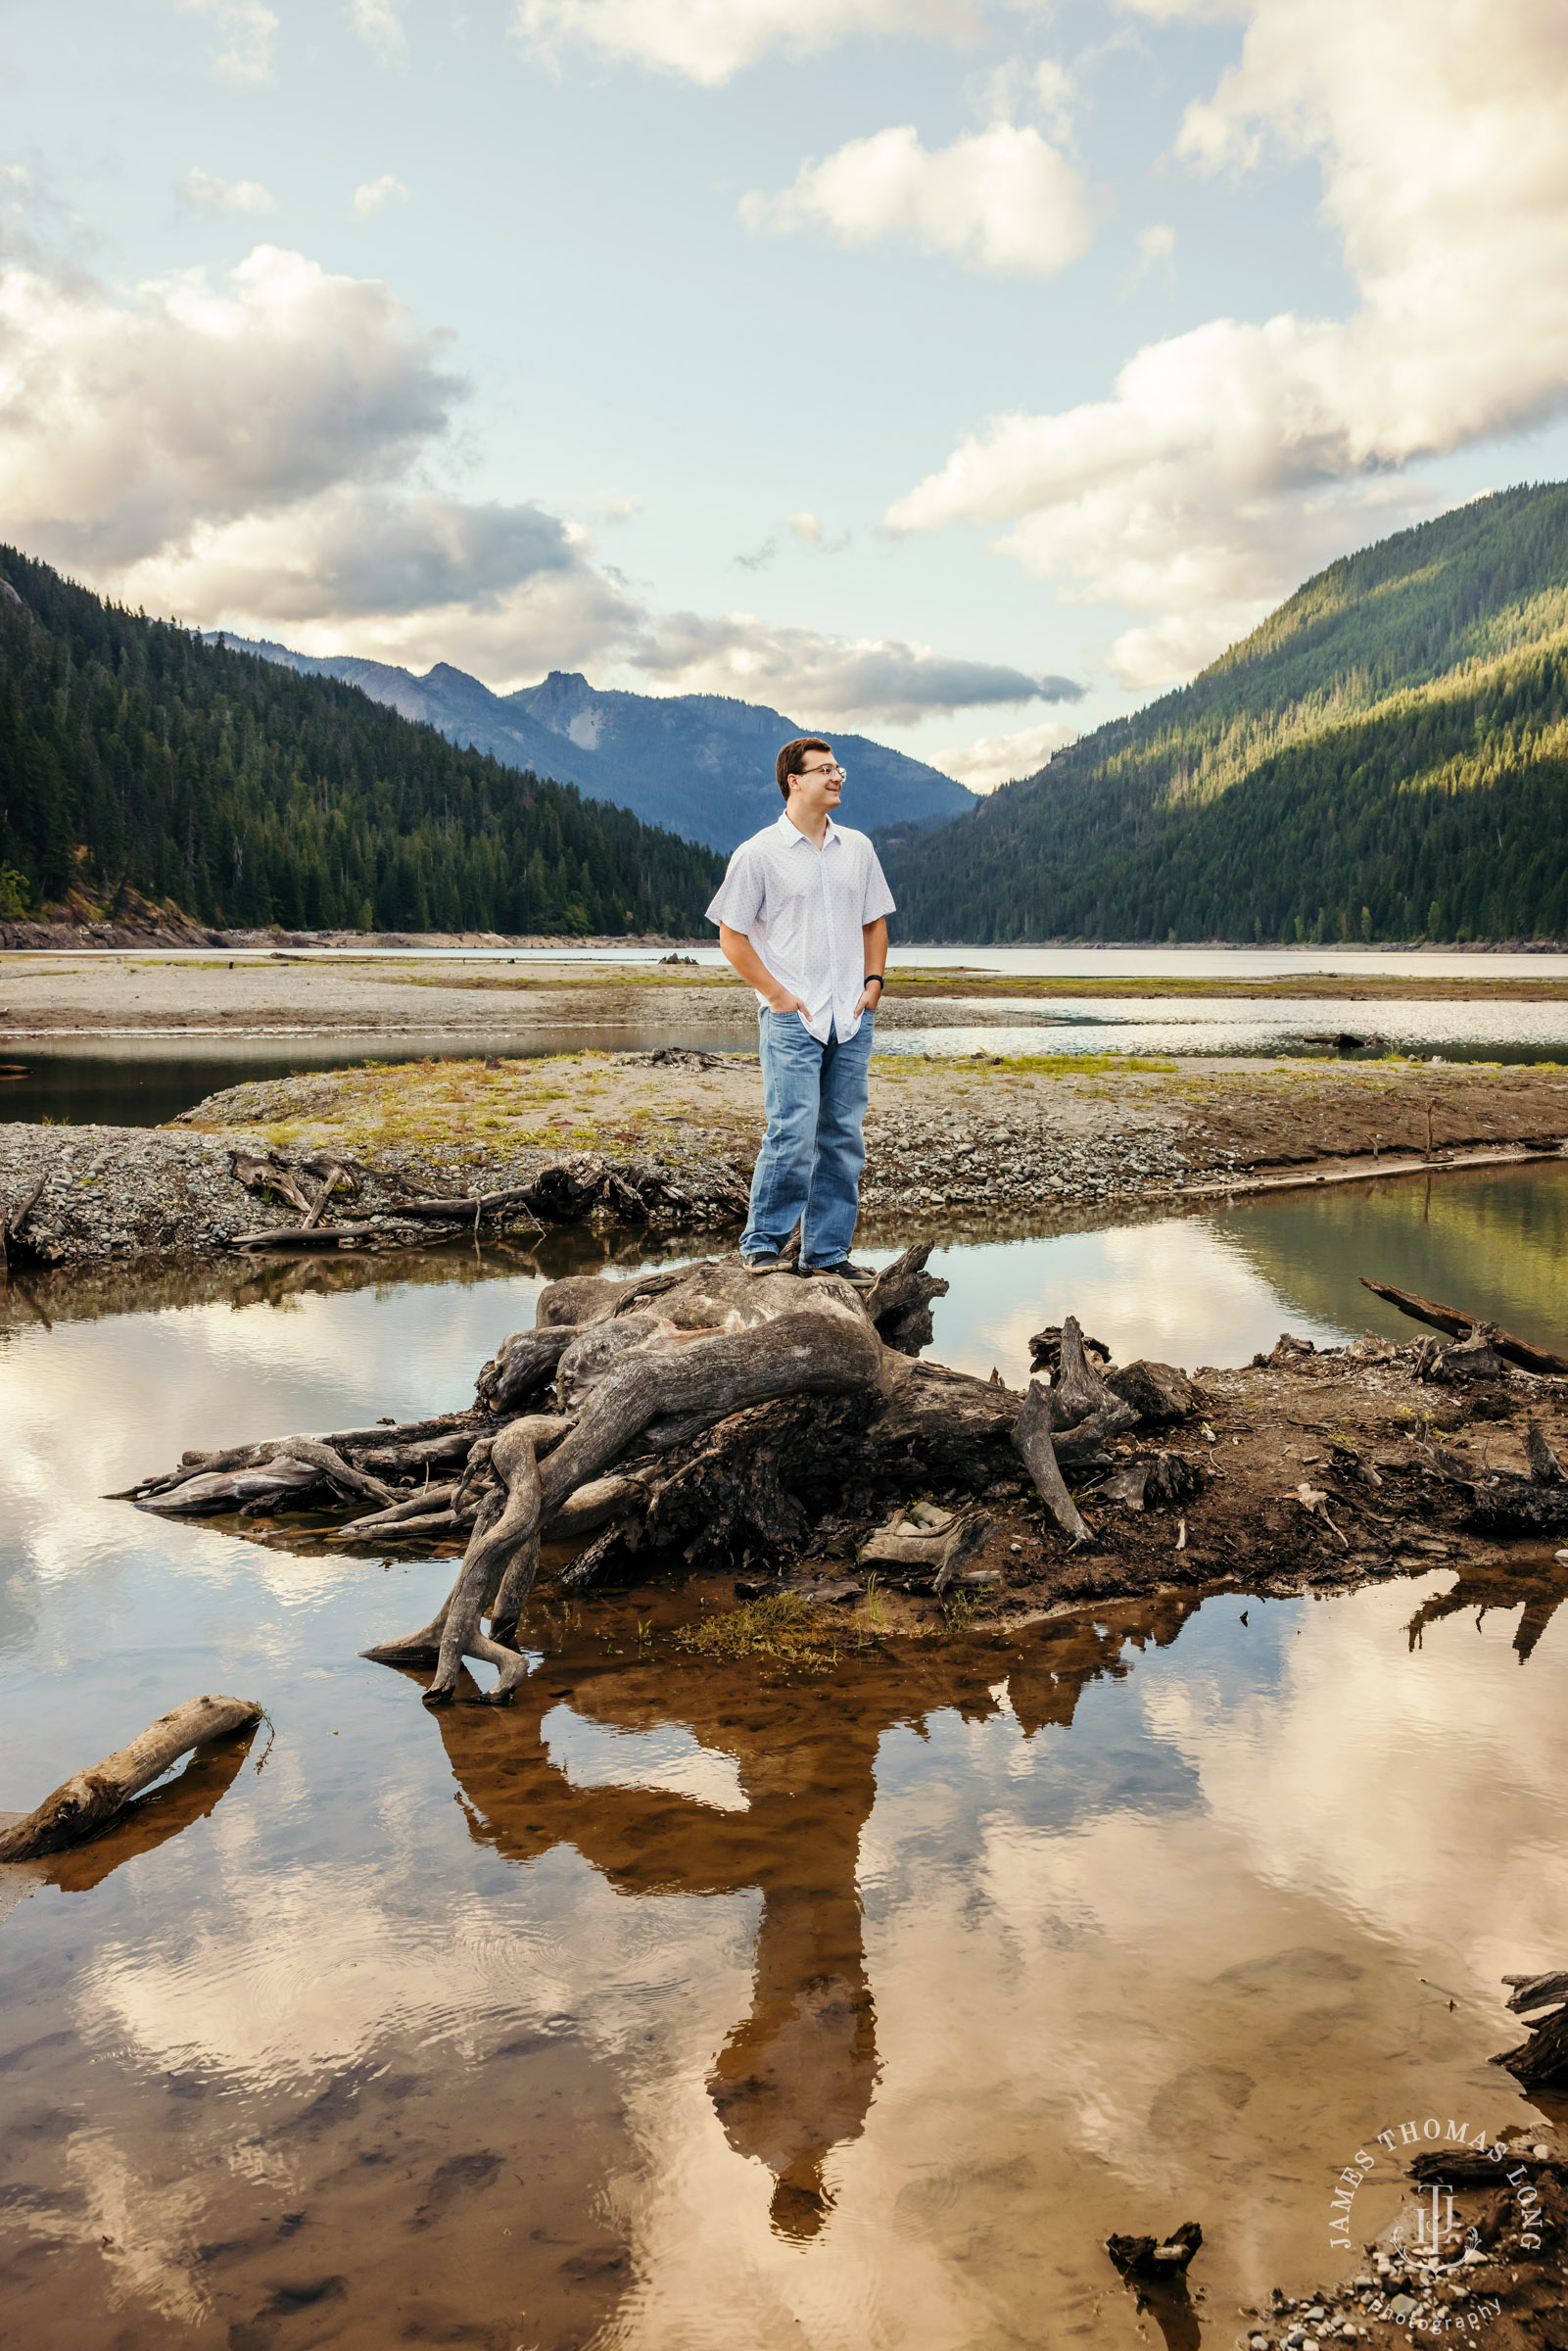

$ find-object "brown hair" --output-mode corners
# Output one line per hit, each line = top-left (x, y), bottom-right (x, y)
(776, 737), (832, 800)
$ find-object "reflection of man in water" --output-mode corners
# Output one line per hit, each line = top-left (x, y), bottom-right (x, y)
(428, 1601), (1198, 2239)
(435, 1669), (883, 2236)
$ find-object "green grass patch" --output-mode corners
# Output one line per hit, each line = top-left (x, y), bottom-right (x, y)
(673, 1592), (849, 1668)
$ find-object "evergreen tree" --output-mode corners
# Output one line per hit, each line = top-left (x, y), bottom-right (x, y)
(0, 549), (724, 935)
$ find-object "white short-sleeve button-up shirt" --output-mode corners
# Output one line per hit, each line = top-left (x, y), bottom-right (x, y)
(706, 810), (896, 1043)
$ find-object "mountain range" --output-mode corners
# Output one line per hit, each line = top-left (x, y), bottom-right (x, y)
(0, 549), (724, 936)
(880, 482), (1568, 943)
(213, 639), (976, 852)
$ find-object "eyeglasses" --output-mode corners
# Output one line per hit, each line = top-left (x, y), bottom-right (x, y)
(800, 762), (846, 782)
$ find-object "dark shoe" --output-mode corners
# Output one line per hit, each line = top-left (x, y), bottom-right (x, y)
(742, 1252), (784, 1276)
(805, 1260), (876, 1287)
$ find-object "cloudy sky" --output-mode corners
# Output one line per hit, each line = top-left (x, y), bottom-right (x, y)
(5, 1), (1568, 790)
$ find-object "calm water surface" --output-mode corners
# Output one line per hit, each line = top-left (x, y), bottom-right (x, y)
(3, 1175), (1567, 2348)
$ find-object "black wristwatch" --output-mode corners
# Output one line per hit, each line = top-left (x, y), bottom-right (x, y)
(864, 974), (885, 993)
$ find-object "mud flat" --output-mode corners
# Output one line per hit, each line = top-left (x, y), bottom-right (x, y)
(4, 1046), (1568, 1266)
(13, 949), (1568, 1044)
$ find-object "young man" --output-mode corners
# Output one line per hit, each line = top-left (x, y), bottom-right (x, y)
(706, 736), (894, 1281)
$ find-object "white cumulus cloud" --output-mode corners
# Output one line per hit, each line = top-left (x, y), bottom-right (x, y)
(176, 168), (278, 216)
(349, 0), (407, 63)
(0, 236), (1063, 722)
(886, 0), (1568, 688)
(512, 0), (982, 87)
(352, 173), (409, 217)
(0, 245), (459, 572)
(928, 717), (1080, 792)
(742, 120), (1091, 279)
(177, 0), (279, 85)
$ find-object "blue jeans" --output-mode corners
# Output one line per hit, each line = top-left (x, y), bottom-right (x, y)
(740, 1009), (875, 1268)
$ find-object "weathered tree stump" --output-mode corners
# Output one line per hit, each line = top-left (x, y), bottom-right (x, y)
(128, 1266), (1200, 1707)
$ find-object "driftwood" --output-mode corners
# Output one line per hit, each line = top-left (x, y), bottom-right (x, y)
(364, 1266), (885, 1703)
(0, 1695), (261, 1861)
(1097, 1453), (1205, 1511)
(1, 1172), (47, 1263)
(231, 1150), (317, 1218)
(230, 1219), (395, 1255)
(1046, 1319), (1137, 1436)
(1105, 2222), (1203, 2280)
(1009, 1316), (1170, 1544)
(1493, 1972), (1568, 2091)
(1029, 1324), (1112, 1375)
(1471, 1420), (1568, 1533)
(861, 1502), (992, 1592)
(1360, 1276), (1568, 1375)
(1013, 1379), (1092, 1545)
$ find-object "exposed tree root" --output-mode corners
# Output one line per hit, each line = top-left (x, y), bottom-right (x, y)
(131, 1249), (1568, 1711)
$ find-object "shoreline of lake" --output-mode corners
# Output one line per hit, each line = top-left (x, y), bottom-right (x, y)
(3, 1048), (1568, 1266)
(16, 949), (1568, 1047)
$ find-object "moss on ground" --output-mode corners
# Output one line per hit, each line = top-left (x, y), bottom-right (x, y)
(673, 1593), (853, 1668)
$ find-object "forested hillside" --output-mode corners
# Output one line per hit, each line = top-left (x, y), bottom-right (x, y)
(882, 484), (1568, 942)
(0, 549), (724, 936)
(226, 640), (976, 851)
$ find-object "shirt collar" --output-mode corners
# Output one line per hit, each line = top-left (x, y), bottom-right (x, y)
(775, 809), (840, 848)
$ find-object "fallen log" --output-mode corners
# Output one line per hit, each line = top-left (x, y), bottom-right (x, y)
(0, 1695), (261, 1861)
(140, 1260), (1164, 1704)
(1359, 1276), (1568, 1375)
(229, 1220), (399, 1254)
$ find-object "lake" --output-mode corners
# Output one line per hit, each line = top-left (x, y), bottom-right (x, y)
(2, 1165), (1565, 2347)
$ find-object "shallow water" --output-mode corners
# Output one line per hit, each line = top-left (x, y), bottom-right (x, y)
(7, 1004), (1567, 1129)
(0, 1029), (738, 1128)
(3, 1178), (1567, 2348)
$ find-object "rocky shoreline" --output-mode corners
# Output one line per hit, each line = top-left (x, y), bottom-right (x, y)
(4, 1046), (1568, 1265)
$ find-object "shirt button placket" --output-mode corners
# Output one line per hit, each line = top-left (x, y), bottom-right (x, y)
(820, 842), (837, 1037)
